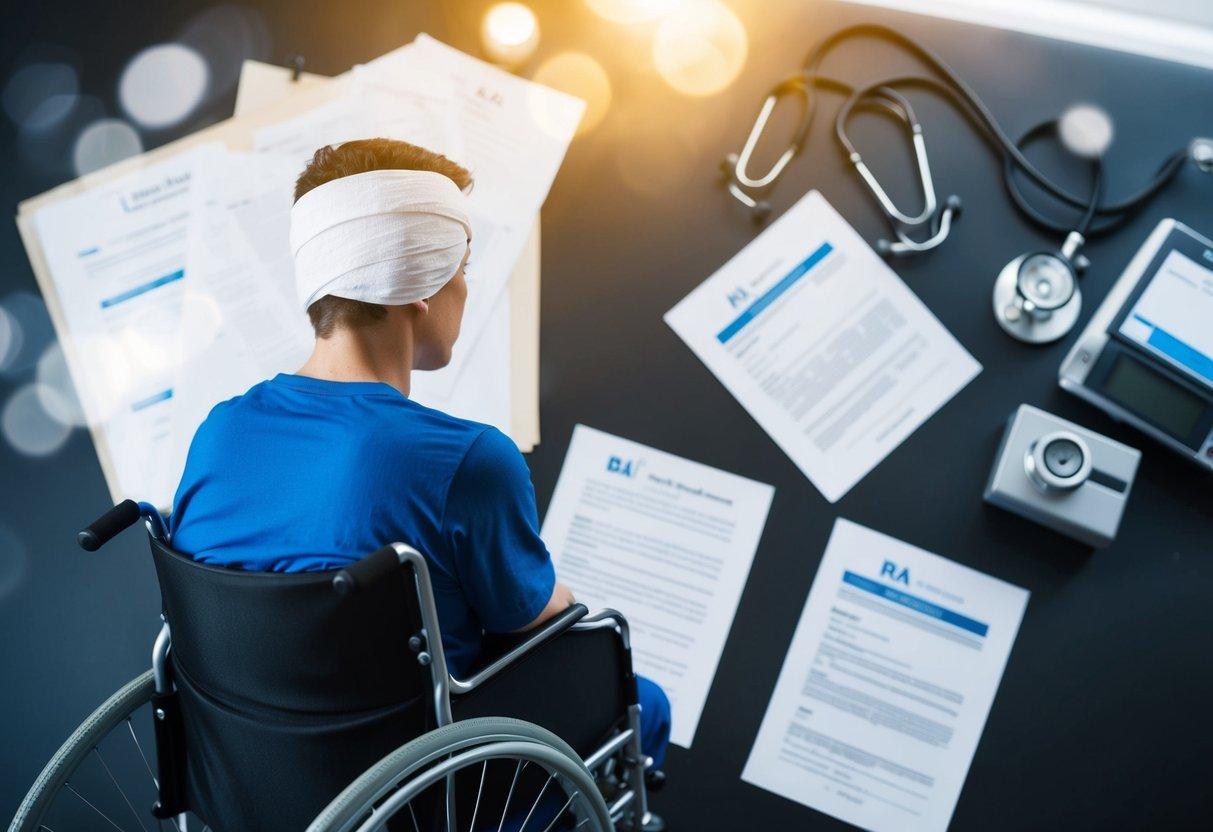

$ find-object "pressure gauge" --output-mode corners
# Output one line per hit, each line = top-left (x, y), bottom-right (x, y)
(994, 233), (1086, 344)
(1024, 430), (1092, 492)
(1017, 254), (1076, 311)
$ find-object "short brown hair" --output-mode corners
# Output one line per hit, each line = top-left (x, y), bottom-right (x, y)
(293, 139), (473, 338)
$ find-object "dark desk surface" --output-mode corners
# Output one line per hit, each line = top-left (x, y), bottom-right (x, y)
(2, 0), (1211, 827)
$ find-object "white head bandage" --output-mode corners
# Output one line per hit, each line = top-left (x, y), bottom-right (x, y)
(289, 169), (471, 311)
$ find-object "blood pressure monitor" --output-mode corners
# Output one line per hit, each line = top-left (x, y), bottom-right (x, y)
(1060, 219), (1213, 471)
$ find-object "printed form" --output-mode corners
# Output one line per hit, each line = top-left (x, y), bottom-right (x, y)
(665, 191), (980, 502)
(541, 425), (774, 748)
(743, 519), (1028, 832)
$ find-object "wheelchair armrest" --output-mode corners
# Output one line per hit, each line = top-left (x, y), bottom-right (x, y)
(449, 603), (588, 694)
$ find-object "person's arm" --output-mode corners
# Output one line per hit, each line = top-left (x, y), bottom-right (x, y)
(514, 581), (576, 632)
(444, 428), (563, 636)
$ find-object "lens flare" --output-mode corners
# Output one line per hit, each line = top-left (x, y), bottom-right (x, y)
(481, 3), (540, 66)
(2, 384), (71, 457)
(585, 0), (680, 24)
(652, 0), (747, 97)
(612, 105), (698, 196)
(72, 118), (142, 176)
(530, 52), (612, 136)
(119, 43), (209, 129)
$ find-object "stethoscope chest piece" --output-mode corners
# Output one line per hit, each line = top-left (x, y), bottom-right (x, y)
(993, 247), (1082, 344)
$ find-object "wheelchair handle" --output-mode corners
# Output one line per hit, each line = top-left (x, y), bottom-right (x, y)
(77, 499), (142, 551)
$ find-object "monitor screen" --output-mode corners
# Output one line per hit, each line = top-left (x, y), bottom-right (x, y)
(1118, 250), (1213, 391)
(1100, 354), (1205, 444)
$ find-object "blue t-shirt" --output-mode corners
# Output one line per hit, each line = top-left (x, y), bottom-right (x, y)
(169, 373), (556, 677)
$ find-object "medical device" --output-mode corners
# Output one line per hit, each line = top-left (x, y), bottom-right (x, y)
(719, 24), (1213, 342)
(984, 404), (1140, 547)
(1059, 219), (1213, 471)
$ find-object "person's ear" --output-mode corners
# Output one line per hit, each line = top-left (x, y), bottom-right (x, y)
(411, 299), (430, 314)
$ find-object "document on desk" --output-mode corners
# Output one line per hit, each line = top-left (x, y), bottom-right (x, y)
(31, 143), (223, 506)
(541, 425), (774, 748)
(742, 519), (1028, 832)
(665, 191), (980, 503)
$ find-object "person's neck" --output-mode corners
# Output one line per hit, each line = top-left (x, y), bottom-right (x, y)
(296, 318), (414, 397)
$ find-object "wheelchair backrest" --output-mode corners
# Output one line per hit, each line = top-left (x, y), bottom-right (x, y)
(149, 536), (435, 832)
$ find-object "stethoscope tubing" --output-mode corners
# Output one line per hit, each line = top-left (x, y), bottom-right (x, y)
(734, 23), (1189, 228)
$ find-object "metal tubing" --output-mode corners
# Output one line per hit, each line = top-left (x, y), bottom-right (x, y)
(152, 622), (172, 695)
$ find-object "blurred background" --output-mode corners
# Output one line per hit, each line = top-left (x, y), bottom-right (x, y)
(2, 0), (1212, 827)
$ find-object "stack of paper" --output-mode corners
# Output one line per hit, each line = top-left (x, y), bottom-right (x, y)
(17, 35), (584, 509)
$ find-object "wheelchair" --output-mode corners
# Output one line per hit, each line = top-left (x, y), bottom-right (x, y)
(9, 500), (660, 832)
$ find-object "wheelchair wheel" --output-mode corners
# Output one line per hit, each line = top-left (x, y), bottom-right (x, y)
(308, 716), (614, 832)
(8, 670), (208, 832)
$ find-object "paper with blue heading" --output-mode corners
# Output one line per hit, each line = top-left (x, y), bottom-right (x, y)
(664, 191), (980, 502)
(541, 425), (774, 748)
(742, 519), (1028, 832)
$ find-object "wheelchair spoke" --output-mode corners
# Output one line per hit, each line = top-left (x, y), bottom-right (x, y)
(536, 792), (577, 832)
(126, 718), (159, 789)
(496, 760), (527, 832)
(65, 781), (129, 832)
(408, 802), (420, 832)
(467, 760), (487, 832)
(94, 745), (150, 832)
(516, 772), (554, 832)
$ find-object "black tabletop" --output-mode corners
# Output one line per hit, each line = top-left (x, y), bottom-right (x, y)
(2, 1), (1211, 828)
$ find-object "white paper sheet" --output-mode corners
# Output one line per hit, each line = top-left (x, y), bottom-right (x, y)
(172, 149), (315, 482)
(184, 147), (514, 456)
(541, 425), (774, 748)
(360, 34), (583, 394)
(665, 191), (981, 503)
(742, 519), (1029, 832)
(31, 144), (223, 506)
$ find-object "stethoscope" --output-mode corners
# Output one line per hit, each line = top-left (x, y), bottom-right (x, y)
(720, 24), (1213, 344)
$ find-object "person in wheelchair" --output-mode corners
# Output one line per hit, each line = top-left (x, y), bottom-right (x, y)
(168, 139), (671, 821)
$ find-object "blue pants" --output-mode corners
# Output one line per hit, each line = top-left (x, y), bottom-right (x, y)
(636, 675), (671, 769)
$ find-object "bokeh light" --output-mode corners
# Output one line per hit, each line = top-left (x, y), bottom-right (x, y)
(612, 104), (699, 196)
(0, 524), (28, 603)
(72, 118), (142, 176)
(2, 383), (71, 457)
(119, 43), (209, 129)
(0, 305), (17, 375)
(585, 0), (681, 24)
(652, 0), (747, 97)
(481, 2), (540, 66)
(2, 62), (78, 132)
(530, 52), (612, 136)
(71, 333), (138, 420)
(175, 290), (224, 363)
(0, 292), (55, 378)
(35, 342), (86, 428)
(179, 4), (271, 98)
(16, 93), (104, 179)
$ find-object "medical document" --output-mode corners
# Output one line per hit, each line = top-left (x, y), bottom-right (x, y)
(665, 191), (980, 503)
(541, 425), (774, 748)
(743, 519), (1028, 832)
(32, 144), (223, 506)
(360, 35), (584, 395)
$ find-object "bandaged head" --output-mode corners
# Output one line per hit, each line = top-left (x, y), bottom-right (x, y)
(289, 169), (472, 312)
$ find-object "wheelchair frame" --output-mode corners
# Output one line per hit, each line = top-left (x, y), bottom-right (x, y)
(129, 502), (652, 832)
